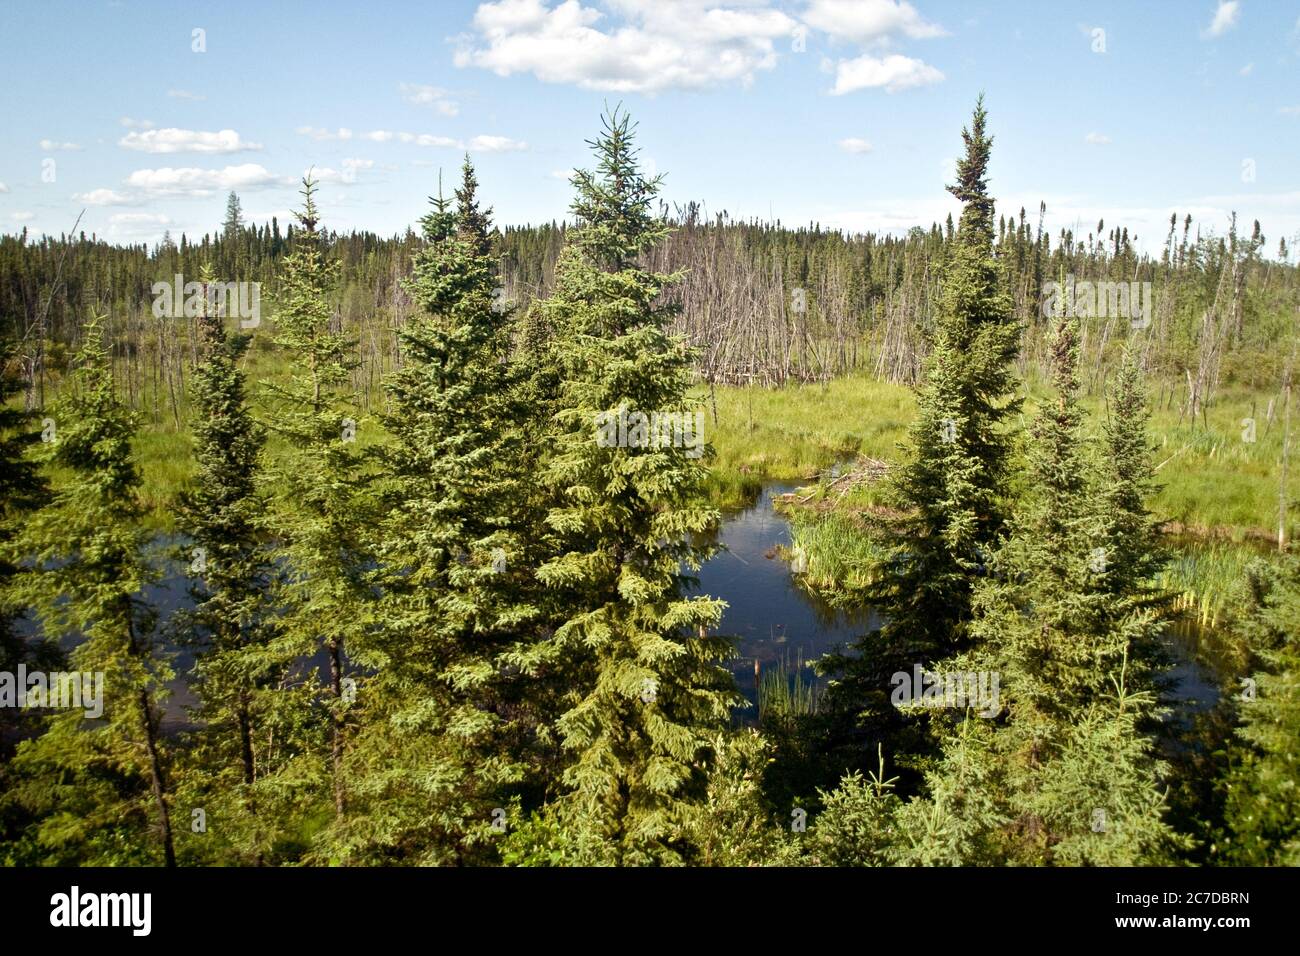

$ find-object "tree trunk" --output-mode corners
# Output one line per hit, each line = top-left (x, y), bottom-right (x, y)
(139, 688), (177, 867)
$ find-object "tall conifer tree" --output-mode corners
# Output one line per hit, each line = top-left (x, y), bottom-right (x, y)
(173, 265), (279, 861)
(334, 159), (550, 863)
(262, 176), (373, 824)
(5, 316), (176, 865)
(820, 97), (1021, 766)
(533, 107), (739, 863)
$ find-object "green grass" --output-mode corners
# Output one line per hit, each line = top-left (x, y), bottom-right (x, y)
(1038, 375), (1292, 540)
(702, 369), (1295, 535)
(1156, 538), (1262, 632)
(698, 373), (914, 508)
(700, 369), (1294, 626)
(757, 653), (820, 720)
(785, 509), (887, 596)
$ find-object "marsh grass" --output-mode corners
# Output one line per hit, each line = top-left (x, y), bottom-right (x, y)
(784, 509), (887, 596)
(757, 652), (820, 721)
(1156, 538), (1262, 631)
(698, 374), (914, 508)
(19, 354), (1298, 542)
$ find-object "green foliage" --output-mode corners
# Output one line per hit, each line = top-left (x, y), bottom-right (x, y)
(330, 159), (553, 865)
(260, 176), (376, 836)
(907, 314), (1180, 865)
(682, 731), (800, 867)
(2, 315), (176, 865)
(533, 107), (740, 863)
(870, 96), (1022, 657)
(168, 264), (287, 863)
(1220, 556), (1300, 865)
(797, 747), (903, 867)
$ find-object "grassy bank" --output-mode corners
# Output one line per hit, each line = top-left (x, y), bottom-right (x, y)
(26, 356), (1299, 544)
(706, 370), (1296, 539)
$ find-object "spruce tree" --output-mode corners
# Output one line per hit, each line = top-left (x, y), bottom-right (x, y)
(878, 95), (1021, 655)
(4, 316), (177, 865)
(223, 191), (244, 274)
(224, 191), (244, 243)
(973, 316), (1112, 716)
(533, 107), (739, 863)
(820, 97), (1021, 771)
(1221, 556), (1300, 865)
(261, 176), (373, 825)
(172, 265), (279, 862)
(897, 316), (1177, 865)
(334, 159), (549, 864)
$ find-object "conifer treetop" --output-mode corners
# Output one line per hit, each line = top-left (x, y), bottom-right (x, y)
(569, 104), (669, 270)
(947, 94), (995, 244)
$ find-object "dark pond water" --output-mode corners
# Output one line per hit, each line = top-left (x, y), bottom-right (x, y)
(695, 480), (1222, 721)
(21, 480), (1221, 731)
(694, 480), (875, 706)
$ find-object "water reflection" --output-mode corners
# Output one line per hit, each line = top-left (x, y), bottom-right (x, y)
(24, 483), (1223, 732)
(694, 480), (1221, 718)
(694, 481), (876, 705)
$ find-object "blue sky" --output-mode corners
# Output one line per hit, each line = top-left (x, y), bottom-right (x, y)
(1, 0), (1297, 255)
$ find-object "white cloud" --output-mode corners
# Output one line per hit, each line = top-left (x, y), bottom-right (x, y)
(550, 168), (576, 179)
(39, 139), (82, 151)
(124, 163), (287, 197)
(455, 0), (797, 93)
(119, 128), (263, 154)
(1085, 131), (1111, 145)
(73, 188), (142, 206)
(167, 88), (205, 100)
(1239, 62), (1254, 76)
(468, 134), (528, 152)
(399, 83), (459, 116)
(405, 132), (461, 147)
(1204, 1), (1239, 38)
(119, 117), (156, 129)
(108, 212), (172, 239)
(396, 132), (526, 151)
(109, 212), (169, 225)
(838, 137), (874, 153)
(1280, 106), (1300, 116)
(11, 212), (34, 222)
(296, 126), (354, 141)
(803, 0), (945, 43)
(830, 53), (943, 94)
(298, 126), (527, 151)
(312, 158), (376, 185)
(0, 182), (7, 194)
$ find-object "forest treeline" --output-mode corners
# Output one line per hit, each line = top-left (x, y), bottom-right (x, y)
(4, 142), (1297, 420)
(1, 102), (1298, 867)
